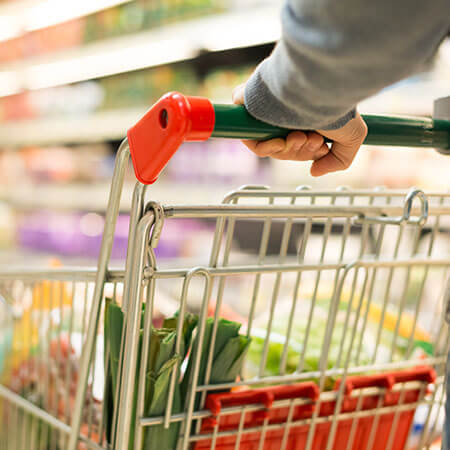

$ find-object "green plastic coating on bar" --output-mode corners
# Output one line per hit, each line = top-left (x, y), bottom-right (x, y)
(212, 104), (450, 150)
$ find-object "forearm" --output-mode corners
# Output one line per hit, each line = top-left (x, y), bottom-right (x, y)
(245, 0), (449, 130)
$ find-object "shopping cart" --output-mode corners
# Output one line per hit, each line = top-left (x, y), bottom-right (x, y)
(0, 92), (449, 450)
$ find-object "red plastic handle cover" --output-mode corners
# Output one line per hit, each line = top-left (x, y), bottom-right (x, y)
(205, 382), (319, 416)
(334, 366), (436, 396)
(127, 92), (215, 184)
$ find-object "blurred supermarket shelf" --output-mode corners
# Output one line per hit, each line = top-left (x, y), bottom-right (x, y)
(0, 6), (280, 96)
(0, 181), (228, 212)
(0, 107), (147, 147)
(0, 0), (133, 42)
(1, 81), (448, 148)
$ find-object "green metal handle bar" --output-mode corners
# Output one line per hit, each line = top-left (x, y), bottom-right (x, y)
(212, 104), (450, 150)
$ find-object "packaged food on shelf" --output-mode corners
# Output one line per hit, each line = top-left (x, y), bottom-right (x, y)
(27, 18), (85, 58)
(200, 65), (254, 101)
(16, 211), (217, 261)
(17, 211), (129, 259)
(0, 203), (16, 248)
(166, 140), (260, 184)
(0, 83), (104, 122)
(365, 147), (450, 190)
(84, 0), (222, 43)
(0, 0), (224, 64)
(99, 64), (199, 111)
(0, 144), (113, 183)
(0, 35), (21, 64)
(29, 82), (104, 118)
(0, 18), (85, 64)
(0, 92), (36, 121)
(0, 64), (199, 122)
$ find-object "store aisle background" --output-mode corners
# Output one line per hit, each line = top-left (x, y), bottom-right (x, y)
(0, 0), (448, 264)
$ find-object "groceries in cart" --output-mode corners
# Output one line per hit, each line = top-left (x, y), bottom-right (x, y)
(103, 299), (251, 449)
(246, 295), (433, 386)
(0, 272), (440, 450)
(0, 92), (448, 450)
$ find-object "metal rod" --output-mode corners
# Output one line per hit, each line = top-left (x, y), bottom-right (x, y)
(189, 356), (444, 392)
(68, 139), (130, 450)
(122, 182), (147, 314)
(164, 203), (450, 219)
(114, 213), (155, 450)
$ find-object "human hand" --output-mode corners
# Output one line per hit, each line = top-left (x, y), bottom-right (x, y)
(232, 84), (368, 176)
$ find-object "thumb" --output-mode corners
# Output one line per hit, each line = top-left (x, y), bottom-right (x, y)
(310, 141), (358, 176)
(232, 84), (245, 105)
(310, 113), (367, 177)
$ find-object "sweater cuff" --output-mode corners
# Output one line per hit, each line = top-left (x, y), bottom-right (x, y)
(244, 69), (356, 131)
(319, 109), (356, 130)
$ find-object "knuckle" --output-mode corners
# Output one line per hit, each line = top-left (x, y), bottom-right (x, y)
(252, 148), (268, 157)
(306, 136), (323, 150)
(310, 133), (324, 144)
(350, 119), (368, 144)
(361, 120), (368, 138)
(289, 131), (307, 144)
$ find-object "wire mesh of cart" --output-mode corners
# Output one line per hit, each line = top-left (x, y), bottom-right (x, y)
(0, 93), (449, 450)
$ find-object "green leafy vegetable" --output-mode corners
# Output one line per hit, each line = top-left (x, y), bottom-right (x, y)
(182, 317), (251, 407)
(104, 300), (250, 450)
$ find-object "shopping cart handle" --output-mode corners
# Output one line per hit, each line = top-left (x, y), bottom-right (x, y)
(127, 92), (450, 184)
(213, 104), (450, 148)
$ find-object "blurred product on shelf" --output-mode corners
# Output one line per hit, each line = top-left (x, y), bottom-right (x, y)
(270, 143), (450, 190)
(100, 64), (199, 110)
(0, 18), (84, 64)
(168, 140), (259, 184)
(17, 212), (129, 259)
(0, 203), (15, 248)
(364, 147), (450, 190)
(0, 93), (34, 121)
(0, 144), (114, 183)
(16, 211), (216, 260)
(83, 0), (221, 43)
(0, 18), (85, 65)
(0, 138), (260, 190)
(0, 0), (223, 64)
(200, 65), (254, 101)
(0, 63), (254, 121)
(29, 82), (104, 118)
(0, 83), (104, 121)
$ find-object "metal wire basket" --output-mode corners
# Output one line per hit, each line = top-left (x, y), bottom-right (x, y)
(0, 93), (449, 450)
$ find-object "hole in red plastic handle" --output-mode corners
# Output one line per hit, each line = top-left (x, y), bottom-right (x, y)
(159, 108), (168, 129)
(127, 92), (215, 184)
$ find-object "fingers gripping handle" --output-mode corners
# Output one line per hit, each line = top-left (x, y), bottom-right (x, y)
(212, 105), (450, 149)
(128, 92), (450, 185)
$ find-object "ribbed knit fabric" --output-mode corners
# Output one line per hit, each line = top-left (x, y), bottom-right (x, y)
(243, 0), (449, 130)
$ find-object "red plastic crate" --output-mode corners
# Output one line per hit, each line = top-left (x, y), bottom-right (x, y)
(194, 366), (435, 450)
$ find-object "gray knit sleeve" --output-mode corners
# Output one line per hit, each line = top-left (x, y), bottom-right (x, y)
(244, 0), (449, 130)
